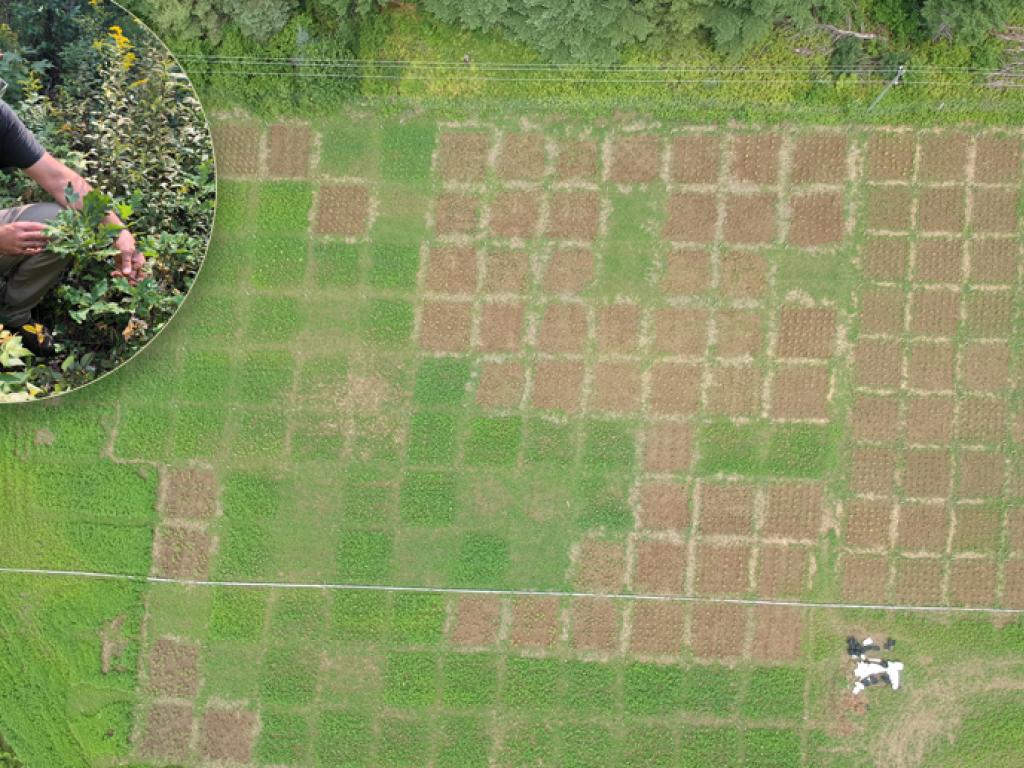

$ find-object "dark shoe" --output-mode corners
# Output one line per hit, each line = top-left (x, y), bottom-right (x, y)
(7, 320), (54, 358)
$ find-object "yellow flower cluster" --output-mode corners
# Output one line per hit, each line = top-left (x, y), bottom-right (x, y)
(107, 25), (136, 70)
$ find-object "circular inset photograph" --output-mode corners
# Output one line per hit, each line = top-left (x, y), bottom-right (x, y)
(0, 0), (214, 401)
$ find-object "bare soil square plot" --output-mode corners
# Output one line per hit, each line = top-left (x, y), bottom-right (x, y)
(862, 237), (909, 281)
(212, 121), (261, 177)
(571, 597), (620, 651)
(496, 132), (546, 181)
(556, 139), (599, 180)
(699, 482), (755, 536)
(419, 301), (472, 352)
(893, 558), (943, 605)
(719, 251), (769, 300)
(707, 365), (761, 417)
(964, 291), (1014, 338)
(547, 189), (601, 240)
(917, 132), (969, 182)
(139, 702), (193, 761)
(791, 133), (847, 184)
(952, 506), (1001, 551)
(909, 289), (959, 337)
(147, 637), (200, 698)
(776, 306), (836, 360)
(629, 602), (685, 655)
(903, 448), (951, 497)
(450, 595), (502, 646)
(153, 525), (211, 580)
(906, 395), (954, 444)
(531, 360), (584, 413)
(974, 135), (1022, 183)
(510, 596), (561, 648)
(844, 499), (892, 548)
(434, 192), (480, 235)
(661, 248), (711, 295)
(200, 708), (258, 763)
(851, 394), (900, 442)
(723, 193), (777, 244)
(537, 303), (588, 353)
(643, 421), (693, 473)
(691, 603), (746, 659)
(695, 543), (750, 595)
(669, 133), (720, 183)
(636, 482), (690, 531)
(896, 503), (948, 552)
(840, 553), (888, 601)
(483, 249), (530, 294)
(948, 559), (997, 607)
(575, 539), (626, 592)
(750, 605), (804, 662)
(771, 365), (830, 420)
(267, 122), (311, 178)
(437, 132), (491, 181)
(715, 309), (764, 357)
(961, 341), (1010, 392)
(653, 307), (709, 356)
(161, 467), (218, 521)
(596, 303), (641, 353)
(633, 539), (687, 594)
(971, 188), (1019, 234)
(478, 301), (525, 352)
(757, 545), (808, 598)
(917, 187), (965, 234)
(649, 363), (702, 416)
(864, 186), (912, 231)
(958, 397), (1008, 444)
(788, 191), (844, 247)
(763, 482), (824, 539)
(316, 184), (370, 236)
(854, 339), (903, 389)
(477, 361), (526, 409)
(591, 362), (643, 413)
(490, 189), (541, 239)
(849, 448), (897, 495)
(907, 341), (954, 391)
(543, 248), (594, 294)
(914, 238), (963, 283)
(866, 132), (915, 181)
(610, 134), (663, 183)
(663, 192), (716, 243)
(957, 451), (1005, 498)
(1004, 561), (1024, 609)
(730, 132), (780, 184)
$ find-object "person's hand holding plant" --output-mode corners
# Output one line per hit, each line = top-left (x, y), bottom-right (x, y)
(0, 220), (48, 256)
(111, 226), (144, 284)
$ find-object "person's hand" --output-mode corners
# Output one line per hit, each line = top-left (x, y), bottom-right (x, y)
(0, 221), (48, 257)
(110, 228), (144, 284)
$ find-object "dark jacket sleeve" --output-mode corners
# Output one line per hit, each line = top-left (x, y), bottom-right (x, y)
(0, 100), (45, 170)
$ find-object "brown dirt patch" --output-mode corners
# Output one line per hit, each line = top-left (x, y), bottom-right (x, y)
(590, 361), (642, 414)
(952, 506), (1000, 551)
(636, 482), (690, 531)
(723, 193), (777, 244)
(958, 397), (1008, 444)
(844, 498), (893, 548)
(706, 365), (761, 417)
(776, 306), (836, 360)
(633, 539), (687, 594)
(450, 595), (502, 646)
(609, 134), (663, 183)
(437, 132), (491, 181)
(99, 615), (129, 677)
(757, 545), (808, 598)
(918, 132), (969, 182)
(851, 394), (900, 442)
(917, 186), (965, 234)
(699, 482), (755, 536)
(862, 237), (909, 281)
(972, 188), (1019, 234)
(907, 341), (954, 391)
(719, 251), (769, 300)
(478, 301), (525, 352)
(570, 597), (620, 651)
(483, 249), (530, 294)
(489, 189), (540, 240)
(750, 605), (804, 662)
(537, 303), (587, 353)
(974, 135), (1021, 183)
(531, 360), (584, 413)
(903, 448), (951, 498)
(419, 301), (472, 352)
(200, 708), (257, 762)
(434, 192), (479, 235)
(161, 468), (218, 521)
(864, 186), (913, 231)
(859, 287), (905, 336)
(139, 702), (193, 760)
(715, 309), (764, 357)
(147, 637), (200, 697)
(596, 303), (641, 353)
(669, 133), (720, 183)
(764, 482), (824, 539)
(653, 307), (709, 355)
(850, 447), (897, 496)
(969, 238), (1018, 285)
(509, 596), (561, 648)
(730, 132), (780, 184)
(964, 291), (1014, 338)
(660, 248), (711, 295)
(212, 122), (261, 177)
(694, 543), (750, 596)
(1003, 561), (1024, 609)
(914, 238), (962, 283)
(909, 288), (959, 337)
(789, 191), (844, 248)
(854, 339), (903, 389)
(315, 184), (369, 236)
(893, 558), (943, 605)
(865, 132), (915, 181)
(267, 123), (311, 178)
(629, 601), (684, 655)
(153, 525), (210, 580)
(556, 139), (598, 180)
(957, 451), (1005, 499)
(643, 421), (693, 473)
(840, 553), (888, 601)
(663, 192), (717, 243)
(961, 341), (1010, 392)
(896, 503), (949, 553)
(547, 189), (601, 240)
(691, 603), (746, 659)
(948, 559), (997, 607)
(476, 361), (525, 409)
(496, 132), (546, 181)
(543, 248), (594, 294)
(791, 133), (847, 184)
(648, 363), (702, 416)
(771, 365), (830, 420)
(574, 539), (626, 592)
(906, 395), (954, 444)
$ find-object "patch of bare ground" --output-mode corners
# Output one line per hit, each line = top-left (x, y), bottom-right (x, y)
(706, 365), (761, 417)
(476, 360), (525, 409)
(161, 467), (218, 521)
(948, 560), (997, 607)
(496, 132), (546, 181)
(633, 539), (686, 594)
(903, 448), (951, 497)
(490, 189), (540, 239)
(200, 708), (258, 763)
(694, 543), (751, 595)
(892, 558), (943, 604)
(147, 637), (200, 697)
(590, 362), (643, 413)
(959, 397), (1008, 444)
(850, 447), (897, 496)
(964, 292), (1014, 337)
(917, 187), (965, 234)
(719, 252), (769, 300)
(449, 595), (502, 646)
(699, 482), (755, 536)
(757, 545), (808, 598)
(642, 421), (693, 473)
(546, 189), (601, 240)
(483, 249), (530, 294)
(788, 191), (844, 247)
(962, 341), (1010, 392)
(660, 248), (711, 295)
(629, 601), (684, 655)
(906, 395), (954, 444)
(478, 301), (525, 352)
(715, 309), (765, 357)
(864, 185), (913, 231)
(750, 605), (804, 662)
(636, 482), (690, 531)
(669, 133), (720, 183)
(851, 394), (900, 442)
(531, 360), (584, 413)
(437, 132), (491, 181)
(763, 482), (824, 539)
(975, 135), (1021, 182)
(267, 123), (311, 178)
(573, 539), (626, 592)
(100, 615), (129, 675)
(418, 301), (472, 352)
(152, 526), (211, 580)
(537, 303), (587, 353)
(723, 193), (777, 244)
(570, 597), (620, 651)
(1003, 561), (1024, 608)
(315, 184), (369, 236)
(843, 498), (892, 548)
(859, 287), (905, 336)
(691, 603), (746, 659)
(609, 134), (662, 183)
(776, 306), (837, 360)
(791, 133), (847, 183)
(957, 451), (1005, 498)
(969, 238), (1019, 284)
(918, 132), (969, 182)
(907, 341), (954, 391)
(662, 192), (716, 243)
(649, 363), (702, 416)
(840, 553), (888, 602)
(434, 192), (479, 235)
(896, 503), (948, 553)
(862, 237), (909, 281)
(543, 248), (594, 294)
(555, 139), (598, 180)
(510, 596), (561, 648)
(212, 122), (261, 176)
(914, 238), (962, 283)
(138, 702), (193, 761)
(596, 303), (641, 353)
(865, 132), (915, 181)
(771, 365), (830, 420)
(909, 288), (959, 337)
(730, 132), (780, 184)
(952, 506), (1000, 552)
(653, 307), (709, 355)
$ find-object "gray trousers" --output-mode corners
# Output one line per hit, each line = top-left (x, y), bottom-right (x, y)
(0, 202), (67, 326)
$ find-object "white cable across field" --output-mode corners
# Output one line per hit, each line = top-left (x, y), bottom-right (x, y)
(0, 565), (1020, 616)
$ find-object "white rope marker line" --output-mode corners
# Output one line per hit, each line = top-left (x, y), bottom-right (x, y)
(1, 565), (1021, 616)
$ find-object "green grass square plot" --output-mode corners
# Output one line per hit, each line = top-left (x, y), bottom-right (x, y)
(765, 424), (836, 478)
(370, 185), (429, 246)
(368, 242), (420, 290)
(180, 349), (231, 403)
(577, 471), (633, 530)
(313, 240), (361, 287)
(213, 180), (257, 234)
(204, 640), (261, 700)
(330, 591), (388, 642)
(315, 710), (373, 768)
(236, 350), (295, 403)
(744, 729), (801, 768)
(247, 295), (303, 341)
(260, 646), (318, 706)
(209, 588), (267, 641)
(437, 716), (490, 768)
(524, 418), (576, 466)
(64, 522), (152, 573)
(622, 725), (677, 768)
(341, 464), (397, 525)
(255, 180), (313, 234)
(269, 589), (327, 643)
(175, 291), (237, 339)
(222, 471), (280, 522)
(214, 521), (271, 579)
(381, 120), (437, 184)
(564, 660), (617, 714)
(400, 470), (457, 525)
(291, 418), (345, 462)
(504, 657), (561, 711)
(442, 653), (498, 709)
(201, 233), (248, 287)
(583, 419), (636, 470)
(384, 651), (438, 707)
(563, 722), (617, 768)
(697, 421), (764, 477)
(336, 529), (393, 582)
(37, 460), (155, 522)
(248, 236), (308, 288)
(391, 592), (446, 644)
(257, 711), (309, 765)
(741, 667), (806, 720)
(679, 664), (740, 717)
(379, 716), (431, 767)
(498, 719), (560, 767)
(407, 411), (458, 465)
(414, 356), (471, 407)
(172, 405), (226, 459)
(146, 583), (212, 638)
(361, 298), (413, 345)
(351, 415), (405, 464)
(776, 250), (856, 306)
(298, 352), (349, 398)
(601, 191), (663, 298)
(319, 117), (379, 177)
(115, 406), (172, 461)
(465, 416), (522, 467)
(624, 662), (684, 715)
(679, 727), (739, 768)
(229, 409), (288, 461)
(449, 532), (509, 585)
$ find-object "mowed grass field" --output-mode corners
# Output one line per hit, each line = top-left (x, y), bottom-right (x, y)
(1, 105), (1024, 767)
